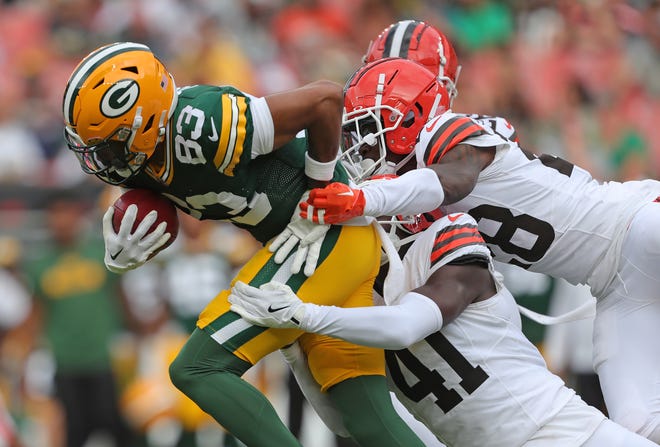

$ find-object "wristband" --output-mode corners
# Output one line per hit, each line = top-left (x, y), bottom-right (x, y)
(305, 152), (337, 181)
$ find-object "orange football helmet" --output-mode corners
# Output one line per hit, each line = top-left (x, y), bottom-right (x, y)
(364, 20), (461, 107)
(63, 42), (177, 184)
(341, 57), (449, 183)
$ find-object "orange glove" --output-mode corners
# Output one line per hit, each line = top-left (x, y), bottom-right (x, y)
(300, 182), (366, 224)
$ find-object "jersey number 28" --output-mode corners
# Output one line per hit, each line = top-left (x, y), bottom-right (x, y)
(467, 149), (574, 268)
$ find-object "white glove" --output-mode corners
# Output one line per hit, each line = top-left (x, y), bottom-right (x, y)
(269, 192), (330, 276)
(280, 342), (350, 438)
(228, 281), (307, 329)
(102, 204), (171, 273)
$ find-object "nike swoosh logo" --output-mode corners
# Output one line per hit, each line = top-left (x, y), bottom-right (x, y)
(268, 304), (290, 313)
(425, 118), (440, 132)
(208, 120), (219, 141)
(109, 248), (124, 260)
(337, 191), (354, 197)
(447, 214), (462, 222)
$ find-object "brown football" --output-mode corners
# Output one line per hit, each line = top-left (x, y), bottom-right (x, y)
(112, 188), (179, 250)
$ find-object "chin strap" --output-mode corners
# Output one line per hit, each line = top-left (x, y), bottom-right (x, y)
(390, 150), (416, 175)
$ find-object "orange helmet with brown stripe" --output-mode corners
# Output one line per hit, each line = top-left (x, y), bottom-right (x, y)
(63, 42), (177, 185)
(364, 20), (461, 107)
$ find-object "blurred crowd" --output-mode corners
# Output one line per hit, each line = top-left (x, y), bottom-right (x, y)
(0, 0), (658, 446)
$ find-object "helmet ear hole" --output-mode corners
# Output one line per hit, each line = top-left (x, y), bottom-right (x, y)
(143, 115), (154, 132)
(401, 110), (415, 128)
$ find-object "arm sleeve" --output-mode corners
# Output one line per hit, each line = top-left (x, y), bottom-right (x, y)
(301, 292), (443, 350)
(247, 95), (275, 158)
(361, 168), (444, 217)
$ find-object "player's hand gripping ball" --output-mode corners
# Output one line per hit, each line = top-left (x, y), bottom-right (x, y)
(103, 189), (179, 273)
(112, 189), (179, 245)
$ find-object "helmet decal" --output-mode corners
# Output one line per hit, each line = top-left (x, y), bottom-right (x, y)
(100, 79), (140, 118)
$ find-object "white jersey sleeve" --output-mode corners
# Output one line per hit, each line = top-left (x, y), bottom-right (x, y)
(388, 214), (576, 447)
(246, 94), (275, 158)
(361, 168), (444, 218)
(400, 212), (492, 294)
(415, 112), (505, 167)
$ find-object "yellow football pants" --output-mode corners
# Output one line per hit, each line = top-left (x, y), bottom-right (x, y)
(197, 224), (384, 391)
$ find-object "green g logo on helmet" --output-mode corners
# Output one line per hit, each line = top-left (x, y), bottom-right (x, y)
(100, 79), (140, 118)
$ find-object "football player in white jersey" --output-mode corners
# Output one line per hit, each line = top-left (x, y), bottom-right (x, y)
(228, 210), (657, 446)
(298, 52), (660, 442)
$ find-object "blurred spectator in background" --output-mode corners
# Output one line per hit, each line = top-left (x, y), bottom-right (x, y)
(0, 238), (31, 347)
(21, 188), (135, 447)
(444, 0), (515, 52)
(0, 72), (46, 185)
(0, 237), (31, 447)
(0, 402), (22, 447)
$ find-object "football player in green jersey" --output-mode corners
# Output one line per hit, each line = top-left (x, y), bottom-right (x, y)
(62, 42), (425, 447)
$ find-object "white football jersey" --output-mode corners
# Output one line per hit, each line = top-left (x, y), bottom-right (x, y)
(387, 213), (576, 446)
(416, 112), (660, 296)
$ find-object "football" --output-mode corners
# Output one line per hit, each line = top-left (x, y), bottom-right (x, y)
(112, 188), (179, 250)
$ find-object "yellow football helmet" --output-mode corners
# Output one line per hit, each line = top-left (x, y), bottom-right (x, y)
(63, 42), (177, 184)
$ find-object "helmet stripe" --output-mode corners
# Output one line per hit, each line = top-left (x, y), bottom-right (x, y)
(63, 42), (150, 125)
(383, 20), (417, 59)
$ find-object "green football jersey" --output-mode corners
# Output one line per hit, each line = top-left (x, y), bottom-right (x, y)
(126, 85), (347, 244)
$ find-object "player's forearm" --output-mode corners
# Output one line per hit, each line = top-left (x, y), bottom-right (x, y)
(362, 168), (445, 217)
(267, 80), (342, 160)
(302, 81), (343, 163)
(302, 81), (342, 186)
(301, 292), (443, 350)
